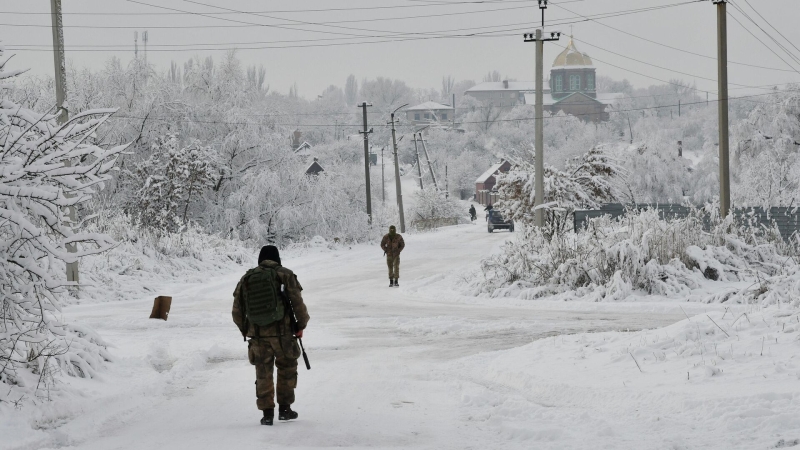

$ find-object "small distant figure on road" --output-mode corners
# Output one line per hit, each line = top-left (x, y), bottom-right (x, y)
(380, 225), (405, 287)
(232, 245), (310, 426)
(484, 203), (493, 221)
(469, 205), (477, 222)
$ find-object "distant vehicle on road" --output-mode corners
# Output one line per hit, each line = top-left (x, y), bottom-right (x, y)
(487, 210), (514, 233)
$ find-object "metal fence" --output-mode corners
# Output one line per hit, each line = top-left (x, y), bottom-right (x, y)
(574, 204), (800, 240)
(411, 217), (461, 230)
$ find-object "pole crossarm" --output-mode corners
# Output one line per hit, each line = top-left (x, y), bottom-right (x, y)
(523, 31), (562, 42)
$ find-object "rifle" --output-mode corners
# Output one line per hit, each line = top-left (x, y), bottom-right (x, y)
(282, 289), (311, 370)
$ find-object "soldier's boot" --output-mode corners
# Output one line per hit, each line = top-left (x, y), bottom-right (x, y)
(394, 279), (399, 287)
(389, 279), (394, 287)
(260, 408), (274, 426)
(278, 405), (299, 421)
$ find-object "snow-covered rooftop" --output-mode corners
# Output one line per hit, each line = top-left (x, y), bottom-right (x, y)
(407, 101), (454, 111)
(476, 161), (507, 184)
(466, 81), (539, 92)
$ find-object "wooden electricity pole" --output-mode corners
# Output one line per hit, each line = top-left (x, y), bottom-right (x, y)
(390, 105), (408, 232)
(714, 0), (731, 217)
(381, 146), (386, 203)
(413, 135), (424, 190)
(358, 102), (374, 223)
(418, 132), (438, 190)
(524, 0), (561, 227)
(50, 0), (79, 285)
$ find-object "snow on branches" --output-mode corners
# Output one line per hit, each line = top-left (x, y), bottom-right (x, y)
(0, 48), (124, 397)
(495, 147), (624, 232)
(733, 85), (800, 208)
(130, 134), (217, 233)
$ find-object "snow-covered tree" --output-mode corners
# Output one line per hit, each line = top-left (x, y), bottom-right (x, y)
(496, 147), (624, 232)
(732, 86), (800, 207)
(130, 134), (217, 232)
(0, 49), (124, 392)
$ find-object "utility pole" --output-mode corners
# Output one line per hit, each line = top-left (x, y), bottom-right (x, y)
(50, 0), (79, 286)
(418, 132), (438, 190)
(445, 164), (449, 199)
(413, 134), (424, 190)
(358, 102), (374, 223)
(381, 146), (386, 204)
(714, 0), (730, 217)
(134, 31), (139, 59)
(452, 93), (456, 130)
(142, 30), (149, 65)
(524, 1), (560, 228)
(627, 115), (634, 144)
(390, 105), (408, 232)
(678, 100), (681, 117)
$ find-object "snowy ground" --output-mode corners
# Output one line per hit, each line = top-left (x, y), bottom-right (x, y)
(3, 219), (799, 450)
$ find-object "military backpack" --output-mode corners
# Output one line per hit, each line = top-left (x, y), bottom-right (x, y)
(242, 267), (285, 327)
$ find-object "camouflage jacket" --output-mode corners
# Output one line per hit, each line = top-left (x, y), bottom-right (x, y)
(232, 260), (310, 338)
(380, 233), (405, 258)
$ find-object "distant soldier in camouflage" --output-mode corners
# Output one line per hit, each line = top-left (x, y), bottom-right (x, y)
(380, 225), (405, 287)
(232, 245), (310, 426)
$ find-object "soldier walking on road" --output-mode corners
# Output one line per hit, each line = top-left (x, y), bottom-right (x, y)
(232, 245), (310, 426)
(469, 205), (477, 222)
(380, 225), (405, 287)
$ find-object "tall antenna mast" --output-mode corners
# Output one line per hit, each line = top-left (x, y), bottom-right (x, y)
(134, 31), (138, 59)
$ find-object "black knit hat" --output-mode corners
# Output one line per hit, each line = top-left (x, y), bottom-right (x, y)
(258, 245), (281, 265)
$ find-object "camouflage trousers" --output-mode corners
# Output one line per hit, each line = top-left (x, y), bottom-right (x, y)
(248, 336), (301, 410)
(386, 255), (400, 279)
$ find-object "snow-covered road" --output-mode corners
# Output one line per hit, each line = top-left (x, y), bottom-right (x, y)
(7, 223), (693, 450)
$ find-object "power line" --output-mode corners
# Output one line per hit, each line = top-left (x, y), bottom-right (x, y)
(727, 1), (800, 72)
(0, 1), (695, 34)
(0, 0), (551, 16)
(6, 2), (704, 53)
(739, 0), (800, 58)
(570, 37), (797, 91)
(550, 0), (796, 73)
(103, 90), (800, 126)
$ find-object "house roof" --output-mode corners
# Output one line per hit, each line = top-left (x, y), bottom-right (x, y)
(305, 160), (324, 175)
(465, 81), (539, 92)
(596, 92), (625, 104)
(524, 93), (557, 106)
(295, 141), (313, 157)
(407, 101), (454, 111)
(476, 161), (509, 184)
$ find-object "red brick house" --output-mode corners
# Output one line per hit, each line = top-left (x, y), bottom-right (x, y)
(475, 160), (512, 206)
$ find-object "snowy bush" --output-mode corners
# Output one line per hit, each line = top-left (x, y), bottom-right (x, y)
(0, 49), (124, 394)
(478, 206), (798, 302)
(409, 188), (467, 225)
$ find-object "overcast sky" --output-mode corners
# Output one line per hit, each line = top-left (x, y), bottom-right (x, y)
(5, 0), (799, 99)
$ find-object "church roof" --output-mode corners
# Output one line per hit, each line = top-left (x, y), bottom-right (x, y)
(552, 38), (593, 68)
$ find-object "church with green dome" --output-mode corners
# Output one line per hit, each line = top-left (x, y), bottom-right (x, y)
(466, 36), (622, 122)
